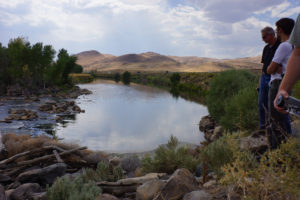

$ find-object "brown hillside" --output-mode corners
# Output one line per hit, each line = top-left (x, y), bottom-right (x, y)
(76, 50), (262, 73)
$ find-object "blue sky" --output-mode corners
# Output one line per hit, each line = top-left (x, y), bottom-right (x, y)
(0, 0), (299, 58)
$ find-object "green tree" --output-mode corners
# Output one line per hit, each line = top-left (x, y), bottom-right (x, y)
(72, 64), (83, 73)
(170, 72), (181, 86)
(122, 71), (131, 85)
(114, 72), (121, 82)
(0, 43), (10, 94)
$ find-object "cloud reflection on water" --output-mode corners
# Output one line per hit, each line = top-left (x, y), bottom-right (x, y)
(56, 80), (208, 153)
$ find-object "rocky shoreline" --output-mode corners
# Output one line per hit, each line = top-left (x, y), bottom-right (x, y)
(0, 86), (92, 137)
(0, 85), (275, 200)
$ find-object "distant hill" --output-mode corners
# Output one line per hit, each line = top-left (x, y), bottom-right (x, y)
(75, 50), (262, 73)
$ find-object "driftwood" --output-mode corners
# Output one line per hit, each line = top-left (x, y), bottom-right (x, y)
(17, 146), (87, 166)
(0, 145), (66, 166)
(53, 150), (63, 163)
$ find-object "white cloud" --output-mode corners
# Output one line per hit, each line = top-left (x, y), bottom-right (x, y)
(0, 0), (298, 58)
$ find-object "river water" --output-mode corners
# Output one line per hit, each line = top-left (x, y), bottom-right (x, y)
(55, 79), (208, 153)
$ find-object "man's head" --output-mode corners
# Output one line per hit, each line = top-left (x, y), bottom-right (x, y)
(275, 18), (295, 39)
(261, 26), (276, 44)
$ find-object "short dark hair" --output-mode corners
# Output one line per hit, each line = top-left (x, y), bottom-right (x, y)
(276, 18), (295, 35)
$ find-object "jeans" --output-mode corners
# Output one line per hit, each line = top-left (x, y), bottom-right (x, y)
(268, 79), (292, 149)
(258, 74), (270, 129)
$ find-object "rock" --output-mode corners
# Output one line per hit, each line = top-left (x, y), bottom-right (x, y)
(16, 163), (67, 186)
(203, 180), (216, 188)
(96, 193), (119, 200)
(9, 183), (41, 200)
(183, 190), (212, 200)
(72, 105), (81, 112)
(6, 182), (21, 190)
(0, 185), (6, 200)
(153, 169), (198, 200)
(136, 179), (166, 200)
(109, 156), (121, 167)
(199, 115), (217, 142)
(121, 155), (141, 176)
(195, 164), (202, 177)
(29, 192), (46, 200)
(0, 175), (11, 184)
(240, 135), (268, 153)
(210, 126), (222, 141)
(199, 115), (215, 132)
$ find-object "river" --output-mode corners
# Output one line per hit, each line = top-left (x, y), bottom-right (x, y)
(55, 79), (208, 153)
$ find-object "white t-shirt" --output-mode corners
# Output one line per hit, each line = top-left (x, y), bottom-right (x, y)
(270, 41), (293, 84)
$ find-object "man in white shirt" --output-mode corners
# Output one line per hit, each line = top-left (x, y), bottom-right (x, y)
(267, 17), (295, 149)
(274, 14), (300, 113)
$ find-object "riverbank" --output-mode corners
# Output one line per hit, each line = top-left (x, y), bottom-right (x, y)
(95, 71), (216, 104)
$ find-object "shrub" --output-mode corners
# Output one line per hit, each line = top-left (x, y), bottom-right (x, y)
(141, 135), (200, 174)
(200, 135), (234, 177)
(207, 69), (258, 122)
(221, 138), (300, 200)
(46, 176), (101, 200)
(81, 161), (123, 182)
(220, 85), (259, 132)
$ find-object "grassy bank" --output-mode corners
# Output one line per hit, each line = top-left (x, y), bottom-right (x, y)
(69, 73), (94, 84)
(95, 71), (216, 104)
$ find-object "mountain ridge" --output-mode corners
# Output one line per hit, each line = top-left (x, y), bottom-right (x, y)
(75, 50), (261, 73)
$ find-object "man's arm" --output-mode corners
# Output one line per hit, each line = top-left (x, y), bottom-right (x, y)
(267, 61), (281, 74)
(274, 47), (300, 112)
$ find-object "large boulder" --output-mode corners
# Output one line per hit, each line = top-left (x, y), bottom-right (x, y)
(183, 190), (212, 200)
(136, 179), (166, 200)
(9, 183), (41, 200)
(153, 168), (198, 200)
(16, 163), (67, 186)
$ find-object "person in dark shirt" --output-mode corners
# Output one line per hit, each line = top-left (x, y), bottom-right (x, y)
(258, 27), (280, 131)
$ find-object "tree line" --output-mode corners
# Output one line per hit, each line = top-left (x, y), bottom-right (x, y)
(0, 37), (83, 95)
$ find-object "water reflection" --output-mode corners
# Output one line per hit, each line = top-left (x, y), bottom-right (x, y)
(56, 80), (208, 153)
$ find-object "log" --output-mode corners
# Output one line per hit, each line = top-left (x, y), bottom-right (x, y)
(17, 146), (87, 166)
(0, 145), (66, 166)
(53, 150), (63, 163)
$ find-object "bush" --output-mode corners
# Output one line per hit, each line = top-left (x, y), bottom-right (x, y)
(141, 135), (200, 174)
(221, 85), (259, 132)
(207, 70), (258, 122)
(221, 138), (300, 200)
(200, 135), (235, 177)
(46, 176), (101, 200)
(81, 161), (123, 182)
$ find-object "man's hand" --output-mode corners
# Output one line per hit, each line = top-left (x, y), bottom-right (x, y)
(274, 89), (289, 113)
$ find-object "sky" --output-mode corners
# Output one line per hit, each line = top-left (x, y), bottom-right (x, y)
(0, 0), (299, 59)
